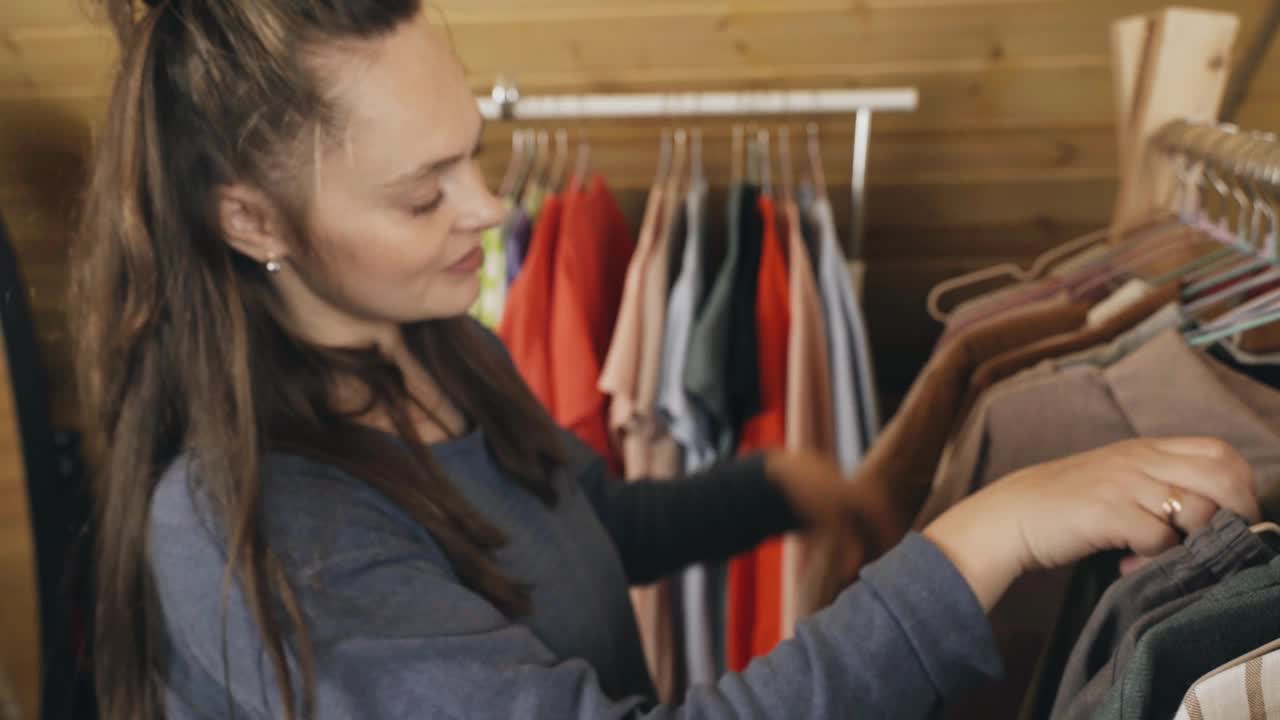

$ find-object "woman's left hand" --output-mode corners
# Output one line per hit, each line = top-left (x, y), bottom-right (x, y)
(764, 449), (892, 610)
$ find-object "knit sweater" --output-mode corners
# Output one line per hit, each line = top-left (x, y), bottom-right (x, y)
(150, 419), (1002, 719)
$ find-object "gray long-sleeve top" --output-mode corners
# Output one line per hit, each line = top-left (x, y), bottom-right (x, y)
(150, 424), (1003, 719)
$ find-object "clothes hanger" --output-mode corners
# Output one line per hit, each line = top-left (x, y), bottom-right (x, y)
(512, 128), (539, 203)
(779, 126), (796, 208)
(1119, 125), (1234, 282)
(1026, 228), (1114, 277)
(806, 122), (828, 202)
(1182, 192), (1274, 330)
(532, 130), (553, 192)
(731, 125), (745, 189)
(1251, 522), (1280, 536)
(1183, 135), (1280, 343)
(746, 125), (761, 188)
(691, 127), (705, 187)
(671, 128), (689, 193)
(1181, 142), (1280, 318)
(929, 123), (1216, 323)
(550, 128), (570, 193)
(572, 127), (592, 193)
(655, 128), (674, 190)
(1180, 133), (1276, 296)
(926, 228), (1114, 323)
(498, 128), (527, 200)
(758, 128), (773, 200)
(1084, 124), (1236, 290)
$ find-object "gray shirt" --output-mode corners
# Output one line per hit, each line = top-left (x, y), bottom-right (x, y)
(1092, 554), (1280, 720)
(653, 178), (722, 687)
(809, 196), (880, 470)
(149, 437), (1003, 719)
(1050, 510), (1277, 720)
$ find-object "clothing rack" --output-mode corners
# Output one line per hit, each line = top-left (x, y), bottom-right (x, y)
(1153, 119), (1280, 191)
(476, 85), (920, 260)
(1151, 119), (1280, 254)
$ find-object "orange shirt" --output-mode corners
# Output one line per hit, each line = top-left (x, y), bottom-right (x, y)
(726, 195), (791, 671)
(549, 178), (635, 473)
(498, 195), (563, 411)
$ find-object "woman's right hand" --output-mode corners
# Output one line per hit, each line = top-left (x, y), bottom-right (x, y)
(922, 437), (1261, 612)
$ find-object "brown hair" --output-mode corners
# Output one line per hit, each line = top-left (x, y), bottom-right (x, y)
(70, 1), (566, 718)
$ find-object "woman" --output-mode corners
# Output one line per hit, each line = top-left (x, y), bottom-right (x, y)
(70, 1), (1260, 718)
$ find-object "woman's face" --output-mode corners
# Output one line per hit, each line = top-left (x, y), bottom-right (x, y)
(263, 12), (502, 347)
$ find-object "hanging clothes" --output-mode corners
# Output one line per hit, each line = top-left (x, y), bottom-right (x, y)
(1043, 511), (1278, 720)
(685, 185), (763, 459)
(629, 168), (687, 482)
(600, 183), (664, 472)
(726, 192), (789, 671)
(927, 330), (1280, 720)
(470, 198), (514, 328)
(779, 199), (834, 637)
(627, 165), (689, 703)
(1091, 555), (1280, 720)
(923, 330), (1280, 531)
(842, 299), (1088, 556)
(809, 196), (881, 459)
(658, 177), (716, 473)
(958, 282), (1180, 417)
(497, 195), (563, 410)
(548, 175), (635, 474)
(654, 178), (723, 686)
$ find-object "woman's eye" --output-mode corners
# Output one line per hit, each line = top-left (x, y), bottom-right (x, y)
(410, 193), (445, 216)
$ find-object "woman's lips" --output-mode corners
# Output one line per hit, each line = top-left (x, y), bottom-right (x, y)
(448, 247), (485, 274)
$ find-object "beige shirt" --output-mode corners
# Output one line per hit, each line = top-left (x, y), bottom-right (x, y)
(599, 184), (664, 462)
(597, 181), (675, 698)
(629, 168), (687, 481)
(621, 168), (688, 703)
(780, 200), (836, 634)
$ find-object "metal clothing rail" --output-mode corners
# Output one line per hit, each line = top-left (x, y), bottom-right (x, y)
(1153, 120), (1280, 192)
(476, 86), (920, 259)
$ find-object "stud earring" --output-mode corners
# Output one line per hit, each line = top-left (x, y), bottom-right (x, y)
(265, 257), (283, 274)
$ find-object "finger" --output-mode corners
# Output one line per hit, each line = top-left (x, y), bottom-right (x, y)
(1119, 554), (1154, 576)
(1165, 491), (1219, 535)
(1136, 482), (1219, 536)
(1150, 436), (1248, 459)
(1120, 506), (1182, 557)
(1133, 445), (1260, 522)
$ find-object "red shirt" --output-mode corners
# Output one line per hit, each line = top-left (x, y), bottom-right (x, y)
(727, 195), (791, 671)
(499, 195), (563, 410)
(549, 178), (635, 472)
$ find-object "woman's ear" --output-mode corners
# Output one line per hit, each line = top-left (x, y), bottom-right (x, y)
(215, 183), (290, 265)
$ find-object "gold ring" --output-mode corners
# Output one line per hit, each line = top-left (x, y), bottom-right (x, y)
(1161, 495), (1184, 520)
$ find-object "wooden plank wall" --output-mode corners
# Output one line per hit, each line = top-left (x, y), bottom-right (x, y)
(0, 1), (1276, 714)
(1, 0), (1278, 420)
(3, 0), (1278, 420)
